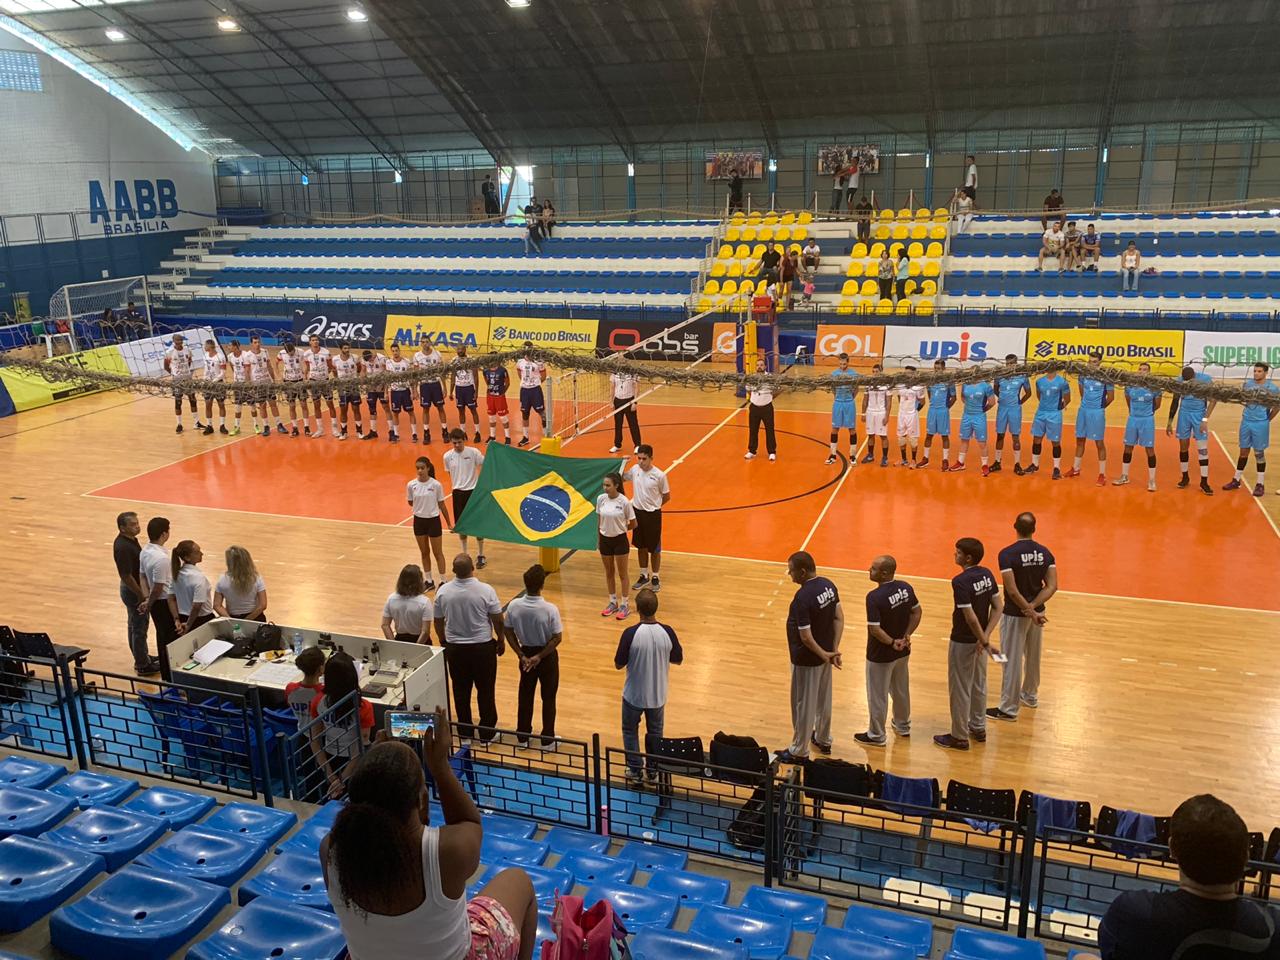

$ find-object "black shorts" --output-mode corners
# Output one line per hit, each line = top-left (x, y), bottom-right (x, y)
(413, 515), (442, 538)
(420, 381), (445, 406)
(452, 488), (473, 521)
(632, 509), (662, 552)
(171, 384), (196, 399)
(455, 384), (478, 409)
(231, 385), (253, 406)
(598, 532), (631, 556)
(390, 388), (413, 413)
(366, 391), (385, 409)
(520, 386), (546, 415)
(338, 389), (361, 406)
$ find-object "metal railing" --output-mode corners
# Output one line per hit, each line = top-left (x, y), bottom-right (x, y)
(0, 653), (76, 761)
(277, 688), (367, 804)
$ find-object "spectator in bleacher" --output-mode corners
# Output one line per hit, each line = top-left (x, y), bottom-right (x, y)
(953, 189), (974, 234)
(779, 249), (799, 308)
(1041, 188), (1066, 230)
(99, 307), (118, 343)
(855, 195), (874, 242)
(381, 564), (433, 644)
(1062, 220), (1083, 271)
(169, 539), (214, 637)
(285, 646), (325, 725)
(877, 250), (895, 301)
(728, 169), (744, 213)
(614, 587), (683, 788)
(434, 554), (505, 742)
(894, 253), (911, 301)
(856, 555), (921, 747)
(309, 651), (374, 798)
(964, 155), (978, 204)
(1080, 223), (1102, 272)
(757, 245), (782, 285)
(522, 205), (542, 255)
(139, 516), (176, 678)
(539, 199), (556, 238)
(213, 545), (267, 622)
(829, 173), (847, 213)
(1037, 222), (1066, 273)
(844, 165), (861, 212)
(504, 564), (563, 748)
(113, 511), (158, 676)
(123, 300), (147, 339)
(801, 238), (821, 272)
(322, 723), (538, 960)
(1090, 794), (1280, 959)
(1120, 240), (1143, 291)
(777, 551), (842, 765)
(481, 173), (500, 215)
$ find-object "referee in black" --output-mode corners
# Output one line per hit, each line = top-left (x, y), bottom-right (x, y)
(745, 357), (778, 461)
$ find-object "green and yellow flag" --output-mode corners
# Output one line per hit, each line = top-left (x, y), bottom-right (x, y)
(453, 444), (625, 550)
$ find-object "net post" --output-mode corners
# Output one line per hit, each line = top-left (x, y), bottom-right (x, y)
(537, 436), (562, 574)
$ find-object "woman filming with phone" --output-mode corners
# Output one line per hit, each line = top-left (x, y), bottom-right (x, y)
(322, 708), (538, 960)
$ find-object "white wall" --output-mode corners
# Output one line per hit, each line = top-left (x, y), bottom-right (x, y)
(0, 32), (216, 244)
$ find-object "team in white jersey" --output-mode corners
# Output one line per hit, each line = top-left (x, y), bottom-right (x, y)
(163, 333), (204, 432)
(861, 362), (890, 464)
(412, 346), (448, 442)
(385, 343), (418, 444)
(248, 335), (287, 436)
(224, 340), (257, 436)
(894, 368), (927, 466)
(331, 343), (365, 440)
(515, 342), (547, 447)
(448, 345), (483, 441)
(303, 335), (338, 439)
(200, 339), (228, 435)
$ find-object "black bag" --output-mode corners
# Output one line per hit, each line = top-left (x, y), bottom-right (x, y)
(253, 622), (285, 654)
(728, 782), (769, 852)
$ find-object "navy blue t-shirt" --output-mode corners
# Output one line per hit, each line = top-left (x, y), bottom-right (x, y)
(786, 577), (840, 667)
(950, 565), (998, 643)
(997, 539), (1056, 617)
(865, 580), (919, 663)
(1099, 889), (1280, 959)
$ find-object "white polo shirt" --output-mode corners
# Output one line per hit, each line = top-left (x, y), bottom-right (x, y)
(140, 542), (173, 599)
(434, 577), (501, 645)
(749, 384), (774, 406)
(386, 357), (410, 389)
(383, 592), (433, 636)
(596, 493), (635, 537)
(173, 564), (212, 618)
(444, 447), (484, 492)
(610, 373), (638, 401)
(407, 478), (446, 518)
(503, 595), (562, 649)
(625, 464), (669, 513)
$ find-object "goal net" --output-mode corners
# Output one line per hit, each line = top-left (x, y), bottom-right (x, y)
(47, 276), (152, 350)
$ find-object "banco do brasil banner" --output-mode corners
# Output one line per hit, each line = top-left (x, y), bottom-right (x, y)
(1025, 328), (1183, 375)
(381, 316), (598, 354)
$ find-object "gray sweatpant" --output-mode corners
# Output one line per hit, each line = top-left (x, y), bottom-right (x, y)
(865, 657), (911, 743)
(999, 614), (1043, 716)
(947, 641), (988, 741)
(788, 662), (832, 757)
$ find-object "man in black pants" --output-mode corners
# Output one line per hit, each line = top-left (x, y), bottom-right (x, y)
(138, 516), (177, 681)
(113, 511), (159, 676)
(433, 554), (504, 741)
(503, 564), (563, 749)
(745, 357), (777, 461)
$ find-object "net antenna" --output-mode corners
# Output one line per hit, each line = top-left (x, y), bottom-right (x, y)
(548, 296), (748, 446)
(47, 275), (152, 351)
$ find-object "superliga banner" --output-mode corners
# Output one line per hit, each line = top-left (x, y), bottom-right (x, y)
(1184, 331), (1280, 378)
(1026, 328), (1183, 375)
(883, 326), (1026, 367)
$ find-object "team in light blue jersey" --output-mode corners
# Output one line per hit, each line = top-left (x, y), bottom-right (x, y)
(826, 353), (860, 465)
(1115, 362), (1163, 491)
(918, 358), (957, 469)
(1223, 362), (1278, 497)
(992, 354), (1032, 474)
(1165, 365), (1217, 495)
(1068, 352), (1114, 484)
(1028, 369), (1071, 479)
(953, 380), (996, 474)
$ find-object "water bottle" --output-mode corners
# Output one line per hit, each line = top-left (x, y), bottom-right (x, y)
(291, 631), (303, 656)
(370, 641), (381, 672)
(232, 623), (243, 647)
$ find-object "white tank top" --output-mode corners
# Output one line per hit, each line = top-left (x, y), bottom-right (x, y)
(329, 825), (470, 960)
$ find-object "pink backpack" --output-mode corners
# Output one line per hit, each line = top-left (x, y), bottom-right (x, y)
(541, 893), (630, 960)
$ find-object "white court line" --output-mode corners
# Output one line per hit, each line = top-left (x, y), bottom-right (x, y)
(85, 435), (254, 493)
(664, 403), (746, 474)
(1211, 430), (1280, 540)
(799, 439), (868, 552)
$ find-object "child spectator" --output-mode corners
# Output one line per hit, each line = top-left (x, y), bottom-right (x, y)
(309, 652), (374, 799)
(286, 646), (326, 726)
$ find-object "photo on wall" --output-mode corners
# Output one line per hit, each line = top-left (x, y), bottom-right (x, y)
(818, 144), (881, 176)
(705, 151), (764, 181)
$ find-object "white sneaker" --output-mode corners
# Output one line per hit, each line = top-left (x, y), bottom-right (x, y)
(744, 452), (756, 460)
(1148, 481), (1157, 492)
(330, 427), (341, 438)
(609, 446), (621, 453)
(1112, 476), (1129, 486)
(769, 454), (776, 461)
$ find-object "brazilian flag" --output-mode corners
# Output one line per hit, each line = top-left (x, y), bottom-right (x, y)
(453, 444), (625, 550)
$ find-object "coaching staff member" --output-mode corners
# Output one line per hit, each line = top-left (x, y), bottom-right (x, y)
(114, 511), (159, 676)
(989, 511), (1058, 723)
(433, 554), (504, 742)
(857, 555), (921, 747)
(776, 551), (843, 766)
(504, 564), (563, 748)
(139, 516), (177, 680)
(625, 444), (670, 593)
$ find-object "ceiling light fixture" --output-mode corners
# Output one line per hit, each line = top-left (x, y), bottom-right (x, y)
(104, 27), (125, 41)
(505, 0), (531, 8)
(216, 17), (239, 32)
(393, 170), (403, 184)
(345, 7), (367, 22)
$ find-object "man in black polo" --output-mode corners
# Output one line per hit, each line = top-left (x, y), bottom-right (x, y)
(989, 512), (1058, 723)
(758, 245), (783, 285)
(856, 555), (921, 747)
(113, 511), (159, 676)
(935, 538), (1000, 751)
(777, 551), (843, 766)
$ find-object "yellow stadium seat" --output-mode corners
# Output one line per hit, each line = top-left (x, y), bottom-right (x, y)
(756, 278), (769, 293)
(923, 261), (941, 278)
(851, 298), (869, 314)
(792, 226), (808, 241)
(929, 225), (947, 240)
(727, 261), (744, 278)
(896, 208), (912, 221)
(892, 224), (909, 240)
(741, 227), (757, 242)
(730, 212), (745, 224)
(846, 260), (865, 278)
(915, 207), (932, 221)
(696, 297), (713, 312)
(775, 227), (791, 242)
(889, 242), (905, 259)
(746, 212), (762, 224)
(925, 241), (944, 258)
(932, 207), (949, 222)
(780, 212), (796, 225)
(877, 298), (895, 316)
(903, 279), (918, 296)
(773, 244), (785, 254)
(878, 209), (894, 221)
(751, 243), (766, 258)
(710, 261), (727, 278)
(841, 279), (860, 297)
(860, 279), (879, 297)
(757, 227), (774, 242)
(915, 298), (935, 316)
(703, 279), (720, 295)
(851, 242), (868, 258)
(921, 279), (938, 295)
(874, 225), (891, 240)
(910, 225), (928, 240)
(907, 242), (924, 259)
(797, 211), (813, 224)
(837, 300), (856, 315)
(721, 280), (738, 295)
(724, 227), (741, 242)
(788, 243), (802, 255)
(908, 261), (922, 277)
(734, 243), (750, 258)
(895, 299), (912, 316)
(763, 213), (778, 225)
(717, 244), (734, 259)
(869, 242), (886, 258)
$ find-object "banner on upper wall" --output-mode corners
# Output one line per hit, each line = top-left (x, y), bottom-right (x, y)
(1183, 331), (1280, 378)
(596, 320), (712, 360)
(1025, 328), (1183, 375)
(487, 318), (599, 354)
(883, 326), (1026, 367)
(291, 309), (388, 347)
(813, 325), (886, 367)
(118, 327), (216, 378)
(383, 315), (490, 353)
(0, 344), (128, 412)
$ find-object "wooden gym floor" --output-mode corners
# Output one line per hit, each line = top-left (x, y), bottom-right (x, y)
(2, 383), (1279, 828)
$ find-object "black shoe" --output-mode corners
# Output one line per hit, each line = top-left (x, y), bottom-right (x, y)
(424, 579), (435, 591)
(389, 432), (400, 444)
(219, 425), (229, 435)
(1051, 467), (1061, 480)
(304, 426), (312, 437)
(291, 427), (300, 437)
(1200, 480), (1214, 496)
(518, 437), (530, 447)
(1024, 464), (1039, 474)
(989, 462), (1002, 474)
(774, 750), (809, 765)
(477, 556), (487, 569)
(809, 737), (832, 756)
(986, 707), (1018, 722)
(474, 431), (482, 443)
(853, 732), (886, 746)
(650, 576), (661, 592)
(505, 437), (512, 444)
(1177, 474), (1190, 488)
(487, 436), (496, 444)
(1013, 463), (1024, 476)
(134, 660), (161, 677)
(363, 430), (378, 440)
(276, 424), (288, 435)
(202, 425), (214, 436)
(824, 454), (837, 465)
(968, 728), (987, 743)
(933, 734), (969, 751)
(624, 771), (645, 790)
(175, 424), (183, 434)
(423, 431), (431, 445)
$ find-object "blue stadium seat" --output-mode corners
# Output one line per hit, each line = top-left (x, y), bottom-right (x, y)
(42, 806), (169, 872)
(646, 869), (730, 906)
(48, 770), (139, 809)
(0, 784), (75, 838)
(544, 826), (610, 856)
(689, 904), (793, 959)
(632, 928), (749, 959)
(237, 851), (330, 910)
(811, 926), (916, 960)
(305, 801), (345, 828)
(0, 756), (66, 789)
(584, 881), (679, 930)
(948, 926), (1046, 959)
(0, 835), (104, 932)
(618, 840), (688, 873)
(480, 812), (537, 839)
(50, 864), (230, 960)
(275, 819), (332, 858)
(187, 898), (345, 960)
(558, 851), (636, 886)
(503, 860), (572, 904)
(202, 802), (297, 846)
(843, 902), (934, 956)
(122, 787), (217, 830)
(133, 825), (268, 886)
(481, 834), (549, 866)
(740, 885), (827, 932)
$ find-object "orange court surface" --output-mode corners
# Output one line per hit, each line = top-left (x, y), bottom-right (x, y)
(4, 383), (1280, 827)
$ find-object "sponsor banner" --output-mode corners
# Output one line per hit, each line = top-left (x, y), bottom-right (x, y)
(0, 344), (128, 412)
(813, 324), (886, 368)
(487, 318), (599, 354)
(1026, 328), (1183, 375)
(291, 309), (387, 347)
(1184, 331), (1280, 378)
(712, 321), (738, 363)
(596, 321), (712, 359)
(384, 315), (490, 352)
(883, 326), (1026, 367)
(118, 327), (216, 378)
